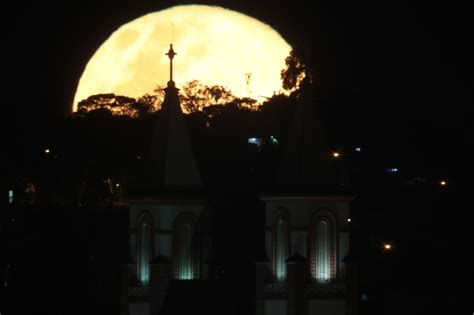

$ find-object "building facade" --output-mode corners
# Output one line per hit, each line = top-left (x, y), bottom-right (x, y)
(120, 44), (358, 315)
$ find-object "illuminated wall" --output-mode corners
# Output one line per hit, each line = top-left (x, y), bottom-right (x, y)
(273, 209), (289, 282)
(178, 223), (192, 279)
(137, 212), (153, 286)
(173, 212), (198, 280)
(317, 220), (329, 282)
(310, 210), (337, 282)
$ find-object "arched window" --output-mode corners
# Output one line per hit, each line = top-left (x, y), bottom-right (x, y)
(179, 224), (192, 279)
(137, 211), (154, 286)
(310, 211), (336, 283)
(273, 209), (289, 282)
(173, 213), (198, 280)
(317, 220), (329, 282)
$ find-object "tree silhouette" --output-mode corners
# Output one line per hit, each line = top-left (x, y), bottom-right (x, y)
(179, 80), (236, 113)
(75, 86), (165, 118)
(281, 49), (307, 92)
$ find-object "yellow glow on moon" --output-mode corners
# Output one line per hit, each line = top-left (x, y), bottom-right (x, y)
(73, 5), (293, 112)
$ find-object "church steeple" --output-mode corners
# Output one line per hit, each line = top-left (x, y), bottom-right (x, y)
(277, 81), (338, 187)
(145, 44), (202, 192)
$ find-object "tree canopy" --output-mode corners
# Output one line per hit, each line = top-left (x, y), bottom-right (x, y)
(74, 50), (303, 118)
(281, 49), (308, 92)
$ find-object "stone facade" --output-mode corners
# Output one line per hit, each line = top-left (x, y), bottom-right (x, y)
(257, 195), (358, 315)
(121, 198), (208, 315)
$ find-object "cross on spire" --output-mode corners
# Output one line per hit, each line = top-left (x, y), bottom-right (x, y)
(166, 44), (177, 85)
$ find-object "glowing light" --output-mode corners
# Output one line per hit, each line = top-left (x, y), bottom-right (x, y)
(44, 149), (50, 154)
(248, 137), (263, 147)
(317, 220), (330, 282)
(355, 147), (362, 152)
(347, 218), (351, 222)
(178, 224), (193, 280)
(275, 218), (287, 282)
(8, 190), (13, 204)
(440, 180), (447, 186)
(115, 183), (120, 187)
(387, 168), (398, 173)
(332, 152), (340, 158)
(137, 156), (141, 160)
(270, 136), (279, 145)
(73, 5), (292, 111)
(383, 243), (393, 251)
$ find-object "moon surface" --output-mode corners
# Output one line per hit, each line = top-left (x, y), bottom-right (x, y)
(73, 5), (292, 112)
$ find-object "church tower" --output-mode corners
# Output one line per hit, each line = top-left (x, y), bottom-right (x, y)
(123, 44), (210, 315)
(257, 77), (357, 315)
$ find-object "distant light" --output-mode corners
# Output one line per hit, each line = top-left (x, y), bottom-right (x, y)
(440, 180), (447, 186)
(355, 147), (362, 152)
(361, 293), (368, 301)
(115, 183), (120, 187)
(332, 152), (340, 158)
(387, 168), (399, 173)
(270, 136), (279, 145)
(383, 243), (393, 251)
(8, 190), (13, 204)
(44, 149), (50, 154)
(248, 137), (263, 147)
(347, 218), (351, 222)
(137, 156), (141, 160)
(11, 218), (15, 222)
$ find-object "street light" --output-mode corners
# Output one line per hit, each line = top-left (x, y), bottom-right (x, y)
(382, 242), (394, 252)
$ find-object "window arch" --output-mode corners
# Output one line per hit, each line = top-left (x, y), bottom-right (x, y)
(137, 211), (154, 286)
(310, 210), (336, 283)
(272, 208), (289, 282)
(173, 212), (198, 280)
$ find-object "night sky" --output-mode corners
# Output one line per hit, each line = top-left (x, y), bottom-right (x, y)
(3, 0), (471, 163)
(2, 0), (472, 313)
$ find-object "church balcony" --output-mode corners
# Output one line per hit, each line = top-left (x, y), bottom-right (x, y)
(128, 286), (152, 298)
(264, 283), (288, 296)
(263, 282), (346, 299)
(307, 282), (346, 298)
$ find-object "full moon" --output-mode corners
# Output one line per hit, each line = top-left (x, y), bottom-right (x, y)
(73, 5), (292, 112)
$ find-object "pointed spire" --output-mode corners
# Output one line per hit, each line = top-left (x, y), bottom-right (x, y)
(145, 44), (202, 193)
(277, 82), (338, 187)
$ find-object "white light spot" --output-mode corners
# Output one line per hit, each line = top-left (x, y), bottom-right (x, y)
(8, 190), (13, 204)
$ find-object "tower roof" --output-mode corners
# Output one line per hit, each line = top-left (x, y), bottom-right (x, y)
(144, 44), (202, 193)
(277, 82), (338, 187)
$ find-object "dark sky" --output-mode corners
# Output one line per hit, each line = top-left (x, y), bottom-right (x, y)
(3, 0), (471, 170)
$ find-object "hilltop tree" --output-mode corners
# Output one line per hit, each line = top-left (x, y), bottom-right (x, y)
(179, 80), (236, 113)
(75, 86), (165, 118)
(281, 49), (308, 92)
